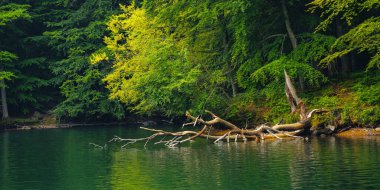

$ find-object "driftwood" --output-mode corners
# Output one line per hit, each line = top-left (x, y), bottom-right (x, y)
(106, 71), (326, 148)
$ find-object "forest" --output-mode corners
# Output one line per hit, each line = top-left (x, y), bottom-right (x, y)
(1, 0), (380, 132)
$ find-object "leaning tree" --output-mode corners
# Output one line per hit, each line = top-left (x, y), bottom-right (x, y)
(108, 71), (327, 148)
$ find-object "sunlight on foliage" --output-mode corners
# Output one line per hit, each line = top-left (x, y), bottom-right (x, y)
(310, 0), (380, 70)
(90, 52), (108, 65)
(250, 57), (328, 88)
(0, 3), (30, 26)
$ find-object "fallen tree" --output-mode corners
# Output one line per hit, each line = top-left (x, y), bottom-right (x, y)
(107, 71), (327, 148)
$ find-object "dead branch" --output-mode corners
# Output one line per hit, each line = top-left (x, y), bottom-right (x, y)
(89, 143), (105, 149)
(103, 70), (327, 148)
(285, 70), (302, 114)
(185, 110), (240, 130)
(272, 122), (306, 131)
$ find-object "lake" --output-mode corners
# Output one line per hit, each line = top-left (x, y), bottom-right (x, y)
(1, 125), (380, 190)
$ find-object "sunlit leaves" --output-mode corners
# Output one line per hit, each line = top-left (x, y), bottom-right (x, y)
(0, 71), (15, 84)
(308, 0), (360, 31)
(289, 33), (336, 65)
(0, 3), (30, 26)
(0, 51), (18, 63)
(310, 0), (380, 70)
(250, 57), (328, 88)
(90, 52), (108, 65)
(102, 5), (203, 116)
(0, 51), (17, 86)
(44, 0), (127, 119)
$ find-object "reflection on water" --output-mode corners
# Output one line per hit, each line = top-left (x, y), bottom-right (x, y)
(1, 126), (380, 190)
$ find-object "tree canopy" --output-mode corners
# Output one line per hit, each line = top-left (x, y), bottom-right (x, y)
(0, 0), (379, 127)
(309, 0), (380, 70)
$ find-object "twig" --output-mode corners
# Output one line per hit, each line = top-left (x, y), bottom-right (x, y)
(182, 122), (195, 128)
(214, 132), (229, 144)
(207, 126), (211, 140)
(266, 129), (283, 140)
(89, 143), (104, 149)
(194, 116), (200, 126)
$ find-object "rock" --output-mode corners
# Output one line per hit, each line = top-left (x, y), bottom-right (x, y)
(58, 124), (71, 128)
(20, 126), (31, 130)
(327, 125), (336, 132)
(315, 126), (334, 136)
(37, 125), (57, 129)
(311, 130), (318, 136)
(375, 127), (380, 132)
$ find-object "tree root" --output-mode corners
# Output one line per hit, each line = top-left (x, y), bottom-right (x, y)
(105, 71), (327, 148)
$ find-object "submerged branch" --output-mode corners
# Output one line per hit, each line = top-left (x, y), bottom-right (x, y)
(103, 70), (327, 148)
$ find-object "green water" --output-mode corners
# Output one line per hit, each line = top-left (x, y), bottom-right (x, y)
(1, 126), (380, 190)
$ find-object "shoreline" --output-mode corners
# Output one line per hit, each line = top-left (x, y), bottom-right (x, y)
(0, 119), (165, 132)
(2, 122), (380, 139)
(1, 122), (133, 132)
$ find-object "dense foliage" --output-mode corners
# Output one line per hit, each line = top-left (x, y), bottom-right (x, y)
(1, 0), (379, 127)
(42, 0), (127, 120)
(309, 0), (380, 70)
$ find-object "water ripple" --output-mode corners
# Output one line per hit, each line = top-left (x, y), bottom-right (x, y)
(1, 128), (380, 189)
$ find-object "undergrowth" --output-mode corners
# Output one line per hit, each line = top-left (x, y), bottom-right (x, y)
(226, 70), (380, 128)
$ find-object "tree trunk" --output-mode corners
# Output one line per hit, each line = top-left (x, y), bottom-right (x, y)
(281, 0), (297, 49)
(298, 75), (305, 93)
(341, 54), (351, 74)
(336, 20), (351, 74)
(228, 64), (237, 97)
(327, 63), (337, 76)
(351, 53), (357, 71)
(105, 71), (329, 148)
(1, 80), (9, 118)
(281, 0), (304, 91)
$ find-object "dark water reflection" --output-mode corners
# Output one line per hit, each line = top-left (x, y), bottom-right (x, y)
(1, 126), (380, 190)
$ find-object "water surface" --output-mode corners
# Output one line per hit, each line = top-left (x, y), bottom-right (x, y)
(1, 126), (380, 189)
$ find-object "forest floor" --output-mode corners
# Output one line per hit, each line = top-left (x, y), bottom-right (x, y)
(234, 71), (380, 133)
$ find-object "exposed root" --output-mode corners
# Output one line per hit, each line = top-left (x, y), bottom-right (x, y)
(104, 71), (327, 148)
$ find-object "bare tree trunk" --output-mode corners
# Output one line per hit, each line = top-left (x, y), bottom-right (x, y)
(1, 80), (9, 118)
(281, 0), (304, 92)
(104, 71), (329, 148)
(281, 0), (297, 49)
(336, 20), (351, 74)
